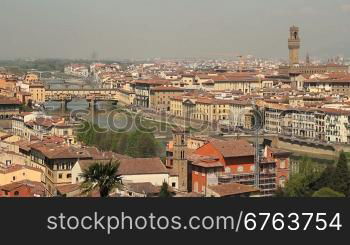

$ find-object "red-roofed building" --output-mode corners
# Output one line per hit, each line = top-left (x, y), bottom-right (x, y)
(169, 130), (277, 196)
(0, 180), (47, 197)
(0, 95), (21, 120)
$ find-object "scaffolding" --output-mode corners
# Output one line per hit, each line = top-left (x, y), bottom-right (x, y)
(218, 168), (276, 197)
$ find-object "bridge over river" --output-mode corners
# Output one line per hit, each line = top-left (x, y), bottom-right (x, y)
(45, 87), (119, 108)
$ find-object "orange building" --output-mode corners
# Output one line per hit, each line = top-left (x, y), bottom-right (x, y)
(0, 78), (17, 91)
(0, 180), (47, 197)
(188, 139), (277, 196)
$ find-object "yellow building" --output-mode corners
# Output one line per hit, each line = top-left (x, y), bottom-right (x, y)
(0, 164), (43, 186)
(170, 95), (231, 123)
(150, 86), (185, 112)
(213, 76), (262, 94)
(29, 83), (45, 103)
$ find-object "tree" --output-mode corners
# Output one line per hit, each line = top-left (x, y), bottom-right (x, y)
(115, 133), (128, 154)
(312, 187), (345, 198)
(330, 151), (350, 196)
(80, 160), (123, 197)
(76, 122), (160, 158)
(310, 165), (335, 192)
(281, 157), (322, 197)
(159, 182), (172, 198)
(125, 131), (140, 157)
(137, 133), (159, 158)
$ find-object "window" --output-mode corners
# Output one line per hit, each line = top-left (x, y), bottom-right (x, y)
(237, 166), (244, 172)
(67, 174), (72, 179)
(14, 191), (19, 196)
(58, 174), (63, 179)
(172, 182), (176, 187)
(280, 160), (286, 169)
(12, 176), (16, 181)
(76, 177), (79, 182)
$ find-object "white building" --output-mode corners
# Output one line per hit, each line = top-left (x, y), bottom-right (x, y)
(71, 157), (176, 188)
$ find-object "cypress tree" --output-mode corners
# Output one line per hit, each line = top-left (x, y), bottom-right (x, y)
(159, 182), (172, 198)
(331, 151), (350, 196)
(311, 165), (335, 192)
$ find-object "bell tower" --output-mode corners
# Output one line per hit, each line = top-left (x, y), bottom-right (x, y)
(172, 128), (189, 192)
(288, 26), (300, 65)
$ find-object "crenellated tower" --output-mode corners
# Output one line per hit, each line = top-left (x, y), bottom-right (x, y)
(288, 26), (300, 65)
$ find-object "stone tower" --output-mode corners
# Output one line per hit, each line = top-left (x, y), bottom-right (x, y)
(288, 26), (300, 65)
(172, 128), (189, 192)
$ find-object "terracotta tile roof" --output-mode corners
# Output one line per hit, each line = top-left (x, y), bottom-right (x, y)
(208, 183), (259, 197)
(134, 80), (171, 86)
(13, 139), (32, 151)
(211, 74), (260, 83)
(0, 96), (21, 105)
(0, 164), (42, 174)
(30, 143), (92, 159)
(150, 86), (185, 92)
(208, 139), (255, 158)
(56, 184), (81, 195)
(0, 180), (46, 196)
(196, 73), (215, 79)
(202, 80), (215, 84)
(29, 82), (44, 88)
(78, 159), (112, 171)
(0, 134), (11, 140)
(125, 182), (160, 194)
(42, 136), (66, 144)
(118, 158), (168, 175)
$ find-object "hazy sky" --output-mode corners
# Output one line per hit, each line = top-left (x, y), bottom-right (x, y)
(0, 0), (349, 60)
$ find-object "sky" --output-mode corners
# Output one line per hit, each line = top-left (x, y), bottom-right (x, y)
(0, 0), (349, 60)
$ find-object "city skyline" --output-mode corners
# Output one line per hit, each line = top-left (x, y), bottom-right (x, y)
(0, 0), (349, 60)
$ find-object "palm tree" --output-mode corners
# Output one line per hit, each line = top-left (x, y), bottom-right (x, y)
(80, 160), (123, 197)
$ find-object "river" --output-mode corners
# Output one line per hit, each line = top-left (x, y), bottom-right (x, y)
(42, 78), (337, 167)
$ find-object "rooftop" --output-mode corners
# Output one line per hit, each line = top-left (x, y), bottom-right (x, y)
(0, 96), (21, 105)
(209, 139), (255, 158)
(208, 183), (259, 197)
